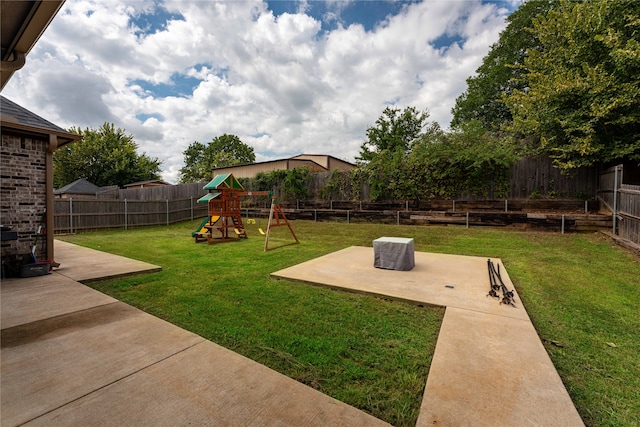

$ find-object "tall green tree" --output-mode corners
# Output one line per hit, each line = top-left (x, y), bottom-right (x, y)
(505, 0), (640, 170)
(451, 0), (557, 131)
(54, 122), (162, 188)
(355, 107), (431, 200)
(179, 134), (255, 183)
(357, 106), (429, 162)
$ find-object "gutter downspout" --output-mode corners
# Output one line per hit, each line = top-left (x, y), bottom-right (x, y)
(46, 134), (58, 262)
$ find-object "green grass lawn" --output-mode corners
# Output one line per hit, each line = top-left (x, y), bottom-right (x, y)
(57, 220), (640, 427)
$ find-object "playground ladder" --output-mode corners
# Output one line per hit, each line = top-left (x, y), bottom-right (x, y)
(231, 215), (247, 238)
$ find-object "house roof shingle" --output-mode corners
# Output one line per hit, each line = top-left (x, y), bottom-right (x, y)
(0, 95), (81, 147)
(1, 95), (67, 133)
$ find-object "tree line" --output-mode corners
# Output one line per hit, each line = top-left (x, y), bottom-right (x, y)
(54, 0), (639, 198)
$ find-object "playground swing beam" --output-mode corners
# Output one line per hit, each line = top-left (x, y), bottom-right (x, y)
(262, 197), (299, 252)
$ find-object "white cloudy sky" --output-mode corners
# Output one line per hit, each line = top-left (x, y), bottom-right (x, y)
(3, 0), (520, 183)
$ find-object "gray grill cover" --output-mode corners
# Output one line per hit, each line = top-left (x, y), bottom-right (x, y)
(373, 237), (415, 271)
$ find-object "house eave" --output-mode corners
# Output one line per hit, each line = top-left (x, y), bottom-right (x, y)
(1, 0), (66, 90)
(1, 120), (81, 148)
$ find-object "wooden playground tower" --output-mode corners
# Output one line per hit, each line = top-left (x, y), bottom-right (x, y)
(193, 173), (298, 250)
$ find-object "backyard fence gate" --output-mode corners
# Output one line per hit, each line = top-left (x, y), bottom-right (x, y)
(597, 165), (640, 246)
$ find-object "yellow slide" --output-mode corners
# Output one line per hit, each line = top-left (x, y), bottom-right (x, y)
(192, 216), (220, 237)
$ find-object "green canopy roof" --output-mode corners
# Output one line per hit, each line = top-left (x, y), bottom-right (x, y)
(203, 173), (244, 191)
(197, 192), (220, 204)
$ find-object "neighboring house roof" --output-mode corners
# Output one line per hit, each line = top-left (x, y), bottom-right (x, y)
(54, 178), (101, 196)
(232, 154), (354, 170)
(0, 95), (81, 147)
(123, 179), (171, 188)
(1, 0), (66, 90)
(289, 154), (355, 169)
(211, 154), (355, 179)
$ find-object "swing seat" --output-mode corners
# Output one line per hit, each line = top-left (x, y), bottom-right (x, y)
(258, 228), (266, 235)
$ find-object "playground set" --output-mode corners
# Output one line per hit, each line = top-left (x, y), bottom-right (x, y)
(192, 173), (298, 251)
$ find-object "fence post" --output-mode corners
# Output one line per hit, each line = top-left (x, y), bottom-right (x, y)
(166, 199), (169, 226)
(314, 209), (317, 222)
(466, 212), (469, 228)
(397, 211), (400, 225)
(69, 197), (73, 233)
(347, 210), (350, 224)
(124, 199), (128, 230)
(505, 199), (508, 212)
(612, 166), (619, 234)
(585, 200), (588, 214)
(561, 214), (565, 234)
(406, 200), (409, 211)
(452, 200), (455, 212)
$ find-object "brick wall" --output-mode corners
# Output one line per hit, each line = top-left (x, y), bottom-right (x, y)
(1, 133), (48, 260)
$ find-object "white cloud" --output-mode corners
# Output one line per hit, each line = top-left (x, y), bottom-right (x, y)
(3, 0), (510, 183)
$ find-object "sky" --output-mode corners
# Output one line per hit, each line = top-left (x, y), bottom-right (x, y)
(3, 0), (521, 183)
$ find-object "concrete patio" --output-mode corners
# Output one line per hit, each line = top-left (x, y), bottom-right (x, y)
(1, 240), (584, 426)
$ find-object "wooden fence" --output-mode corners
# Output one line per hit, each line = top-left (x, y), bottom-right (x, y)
(597, 166), (622, 213)
(507, 157), (597, 199)
(302, 157), (597, 201)
(597, 165), (640, 246)
(54, 197), (208, 233)
(618, 184), (640, 245)
(97, 181), (208, 201)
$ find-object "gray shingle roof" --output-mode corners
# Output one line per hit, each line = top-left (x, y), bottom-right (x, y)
(1, 95), (68, 133)
(54, 179), (101, 195)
